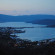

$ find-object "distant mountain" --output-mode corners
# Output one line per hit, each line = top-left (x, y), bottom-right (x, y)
(0, 14), (55, 25)
(31, 19), (55, 25)
(46, 25), (55, 27)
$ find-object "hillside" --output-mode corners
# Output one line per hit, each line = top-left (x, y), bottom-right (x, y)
(0, 27), (55, 55)
(0, 14), (55, 25)
(31, 19), (55, 25)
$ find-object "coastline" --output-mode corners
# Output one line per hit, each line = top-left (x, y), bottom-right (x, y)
(0, 27), (55, 55)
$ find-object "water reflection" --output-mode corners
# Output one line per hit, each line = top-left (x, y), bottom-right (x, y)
(0, 22), (55, 41)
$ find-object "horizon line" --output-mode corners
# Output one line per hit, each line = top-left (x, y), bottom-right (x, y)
(0, 14), (55, 16)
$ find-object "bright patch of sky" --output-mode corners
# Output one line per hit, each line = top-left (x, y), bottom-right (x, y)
(0, 0), (55, 15)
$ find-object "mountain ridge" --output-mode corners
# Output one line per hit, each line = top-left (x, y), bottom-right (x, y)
(0, 14), (55, 25)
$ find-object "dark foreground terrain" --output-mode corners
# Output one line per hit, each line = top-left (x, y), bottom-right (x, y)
(0, 27), (55, 55)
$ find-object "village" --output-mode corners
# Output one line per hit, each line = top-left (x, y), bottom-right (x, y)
(0, 27), (55, 55)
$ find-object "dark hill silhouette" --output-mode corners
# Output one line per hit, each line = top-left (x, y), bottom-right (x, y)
(31, 19), (55, 25)
(0, 14), (55, 25)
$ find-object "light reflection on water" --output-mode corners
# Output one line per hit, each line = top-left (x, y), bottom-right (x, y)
(18, 28), (55, 41)
(0, 22), (55, 41)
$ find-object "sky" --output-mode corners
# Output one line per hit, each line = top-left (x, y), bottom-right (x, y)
(0, 0), (55, 15)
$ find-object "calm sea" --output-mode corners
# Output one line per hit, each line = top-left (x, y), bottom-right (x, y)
(0, 22), (55, 41)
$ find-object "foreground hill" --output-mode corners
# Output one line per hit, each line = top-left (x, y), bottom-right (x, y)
(0, 27), (55, 55)
(0, 14), (55, 25)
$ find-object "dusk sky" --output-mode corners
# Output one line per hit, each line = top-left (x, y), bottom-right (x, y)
(0, 0), (55, 15)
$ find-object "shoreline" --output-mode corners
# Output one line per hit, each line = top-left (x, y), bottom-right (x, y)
(0, 27), (55, 55)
